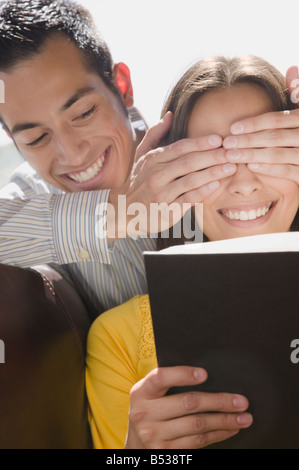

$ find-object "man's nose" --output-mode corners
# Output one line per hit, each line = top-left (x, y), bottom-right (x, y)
(226, 164), (262, 196)
(54, 132), (90, 166)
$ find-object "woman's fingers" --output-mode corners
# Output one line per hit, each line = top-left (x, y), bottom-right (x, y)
(133, 389), (250, 422)
(131, 366), (208, 400)
(149, 408), (253, 439)
(126, 366), (253, 450)
(130, 367), (250, 425)
(162, 429), (240, 450)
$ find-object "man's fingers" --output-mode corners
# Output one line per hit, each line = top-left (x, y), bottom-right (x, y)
(247, 162), (299, 183)
(135, 112), (173, 160)
(224, 128), (299, 150)
(149, 148), (232, 189)
(160, 135), (223, 163)
(137, 131), (223, 166)
(229, 109), (299, 136)
(164, 163), (236, 204)
(226, 147), (299, 165)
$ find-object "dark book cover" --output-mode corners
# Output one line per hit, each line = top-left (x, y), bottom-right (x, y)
(144, 247), (299, 449)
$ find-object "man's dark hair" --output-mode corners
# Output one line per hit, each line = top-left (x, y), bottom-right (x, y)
(0, 0), (119, 96)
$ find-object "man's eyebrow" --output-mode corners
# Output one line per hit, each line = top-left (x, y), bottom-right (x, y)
(11, 121), (41, 136)
(60, 87), (97, 112)
(11, 87), (97, 136)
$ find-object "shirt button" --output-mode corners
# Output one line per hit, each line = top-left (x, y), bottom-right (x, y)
(78, 249), (90, 261)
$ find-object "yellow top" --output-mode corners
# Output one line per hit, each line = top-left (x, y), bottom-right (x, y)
(85, 294), (157, 449)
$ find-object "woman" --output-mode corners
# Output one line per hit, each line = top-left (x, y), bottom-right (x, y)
(86, 56), (299, 449)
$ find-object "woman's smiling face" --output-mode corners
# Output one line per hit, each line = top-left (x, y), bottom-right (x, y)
(187, 82), (299, 241)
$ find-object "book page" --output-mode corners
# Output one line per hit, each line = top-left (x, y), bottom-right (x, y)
(150, 231), (299, 255)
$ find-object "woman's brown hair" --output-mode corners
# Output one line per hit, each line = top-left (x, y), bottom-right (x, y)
(157, 55), (298, 250)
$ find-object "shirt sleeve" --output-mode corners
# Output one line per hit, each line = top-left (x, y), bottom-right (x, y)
(85, 296), (143, 449)
(0, 175), (112, 267)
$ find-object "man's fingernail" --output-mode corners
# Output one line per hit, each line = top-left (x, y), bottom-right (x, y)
(223, 163), (237, 174)
(224, 136), (238, 148)
(248, 163), (260, 170)
(208, 135), (222, 146)
(231, 123), (244, 135)
(226, 149), (241, 161)
(208, 181), (220, 190)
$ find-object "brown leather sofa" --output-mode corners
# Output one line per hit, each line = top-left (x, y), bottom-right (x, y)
(0, 263), (94, 449)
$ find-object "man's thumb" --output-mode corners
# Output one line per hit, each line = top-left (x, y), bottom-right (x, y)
(286, 66), (299, 108)
(135, 111), (173, 161)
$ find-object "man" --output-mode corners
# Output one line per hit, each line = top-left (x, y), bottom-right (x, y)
(1, 0), (299, 312)
(0, 0), (233, 311)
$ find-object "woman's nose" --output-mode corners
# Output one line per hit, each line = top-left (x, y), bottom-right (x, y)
(226, 164), (262, 196)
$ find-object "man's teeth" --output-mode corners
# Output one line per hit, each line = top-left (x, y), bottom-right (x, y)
(68, 154), (106, 183)
(221, 203), (273, 221)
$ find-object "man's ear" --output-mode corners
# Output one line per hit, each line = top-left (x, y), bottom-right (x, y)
(113, 62), (134, 108)
(2, 125), (11, 139)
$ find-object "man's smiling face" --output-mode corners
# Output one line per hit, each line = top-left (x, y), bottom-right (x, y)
(0, 35), (135, 192)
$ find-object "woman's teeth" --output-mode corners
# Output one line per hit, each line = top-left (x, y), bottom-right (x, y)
(68, 153), (106, 183)
(221, 203), (273, 221)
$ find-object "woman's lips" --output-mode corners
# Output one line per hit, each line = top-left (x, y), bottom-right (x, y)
(218, 201), (277, 223)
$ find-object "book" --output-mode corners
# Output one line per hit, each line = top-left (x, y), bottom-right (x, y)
(144, 232), (299, 449)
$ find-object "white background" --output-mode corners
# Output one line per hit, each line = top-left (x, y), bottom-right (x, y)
(1, 0), (299, 182)
(82, 0), (299, 126)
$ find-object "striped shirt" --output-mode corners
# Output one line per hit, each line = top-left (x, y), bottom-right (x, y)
(0, 108), (157, 312)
